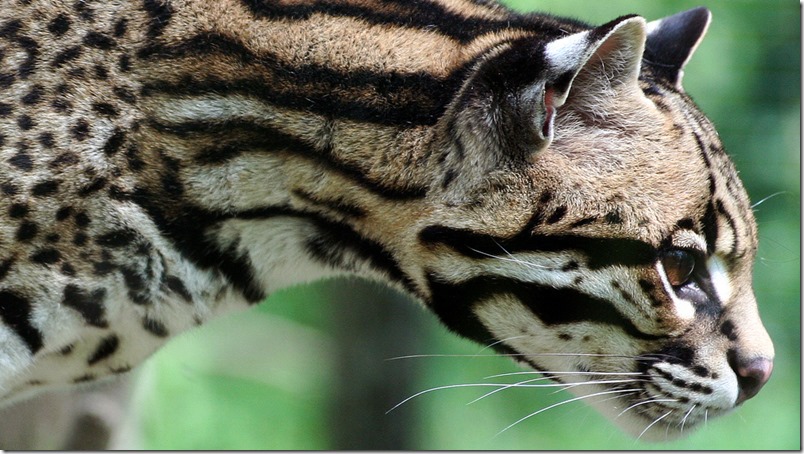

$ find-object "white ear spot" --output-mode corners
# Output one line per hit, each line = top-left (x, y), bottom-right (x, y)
(707, 255), (732, 304)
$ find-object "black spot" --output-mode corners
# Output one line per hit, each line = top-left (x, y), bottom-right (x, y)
(30, 248), (60, 264)
(73, 374), (95, 384)
(93, 64), (109, 79)
(74, 211), (91, 227)
(45, 233), (60, 243)
(16, 221), (38, 241)
(92, 260), (115, 276)
(92, 102), (118, 117)
(691, 365), (710, 378)
(31, 180), (59, 196)
(71, 119), (90, 141)
(142, 316), (169, 337)
(570, 217), (596, 228)
(118, 53), (131, 72)
(142, 0), (174, 38)
(0, 290), (43, 353)
(676, 218), (695, 230)
(165, 275), (192, 303)
(79, 177), (107, 196)
(9, 152), (32, 171)
(561, 260), (579, 272)
(102, 128), (126, 155)
(38, 132), (55, 148)
(605, 211), (623, 225)
(16, 114), (34, 130)
(8, 203), (28, 218)
(49, 152), (79, 168)
(113, 86), (136, 104)
(113, 18), (128, 37)
(73, 232), (88, 245)
(51, 98), (72, 112)
(1, 183), (18, 195)
(51, 45), (82, 67)
(47, 13), (71, 36)
(21, 85), (43, 105)
(0, 102), (12, 117)
(0, 257), (14, 280)
(87, 335), (119, 365)
(538, 191), (553, 204)
(546, 206), (567, 224)
(56, 206), (73, 221)
(62, 284), (108, 328)
(720, 320), (738, 341)
(60, 343), (75, 355)
(558, 333), (572, 341)
(0, 73), (16, 89)
(82, 30), (117, 47)
(61, 262), (76, 276)
(0, 19), (22, 38)
(96, 229), (137, 248)
(121, 266), (149, 304)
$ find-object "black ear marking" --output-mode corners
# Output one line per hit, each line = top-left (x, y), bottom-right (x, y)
(644, 7), (712, 88)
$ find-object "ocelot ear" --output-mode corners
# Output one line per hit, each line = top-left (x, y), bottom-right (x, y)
(644, 7), (711, 89)
(444, 15), (647, 180)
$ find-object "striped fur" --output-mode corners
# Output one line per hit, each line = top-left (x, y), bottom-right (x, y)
(0, 0), (773, 441)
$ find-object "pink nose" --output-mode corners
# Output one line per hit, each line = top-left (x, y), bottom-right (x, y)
(734, 357), (773, 405)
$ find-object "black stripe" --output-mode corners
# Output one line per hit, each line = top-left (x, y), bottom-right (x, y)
(125, 188), (266, 303)
(150, 119), (426, 200)
(429, 274), (659, 345)
(62, 284), (108, 328)
(87, 335), (119, 365)
(125, 187), (416, 301)
(715, 199), (739, 257)
(240, 0), (578, 44)
(419, 225), (657, 269)
(138, 32), (468, 127)
(292, 189), (366, 219)
(302, 214), (417, 296)
(0, 290), (43, 354)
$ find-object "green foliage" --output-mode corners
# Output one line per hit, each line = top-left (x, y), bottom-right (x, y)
(135, 0), (800, 449)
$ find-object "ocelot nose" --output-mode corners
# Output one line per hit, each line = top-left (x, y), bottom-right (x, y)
(732, 356), (774, 405)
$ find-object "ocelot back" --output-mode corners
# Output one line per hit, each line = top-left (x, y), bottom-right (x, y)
(0, 0), (774, 440)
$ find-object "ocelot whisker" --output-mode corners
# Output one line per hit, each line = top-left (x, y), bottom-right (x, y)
(484, 370), (642, 380)
(636, 410), (673, 441)
(469, 377), (642, 405)
(679, 404), (697, 434)
(479, 336), (528, 353)
(495, 388), (641, 436)
(467, 247), (550, 270)
(387, 380), (602, 414)
(751, 190), (787, 209)
(616, 398), (679, 418)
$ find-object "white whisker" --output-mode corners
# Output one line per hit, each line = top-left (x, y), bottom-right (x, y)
(637, 410), (673, 441)
(484, 370), (642, 380)
(470, 377), (639, 405)
(495, 388), (640, 436)
(751, 190), (787, 209)
(467, 246), (549, 270)
(387, 380), (602, 414)
(679, 404), (697, 434)
(479, 336), (527, 353)
(616, 398), (677, 418)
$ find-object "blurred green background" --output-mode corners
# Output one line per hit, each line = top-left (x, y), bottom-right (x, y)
(130, 0), (800, 450)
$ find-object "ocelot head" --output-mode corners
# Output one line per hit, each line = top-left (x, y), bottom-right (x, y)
(411, 8), (774, 439)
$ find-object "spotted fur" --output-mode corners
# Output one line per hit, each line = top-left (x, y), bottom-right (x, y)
(0, 0), (773, 440)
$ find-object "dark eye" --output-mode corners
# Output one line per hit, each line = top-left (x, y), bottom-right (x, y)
(661, 249), (696, 287)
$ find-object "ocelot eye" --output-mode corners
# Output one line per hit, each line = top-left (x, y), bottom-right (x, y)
(661, 249), (696, 287)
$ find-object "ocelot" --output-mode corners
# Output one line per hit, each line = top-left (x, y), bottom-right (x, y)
(0, 0), (774, 440)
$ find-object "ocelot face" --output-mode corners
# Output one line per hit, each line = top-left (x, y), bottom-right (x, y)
(415, 11), (774, 440)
